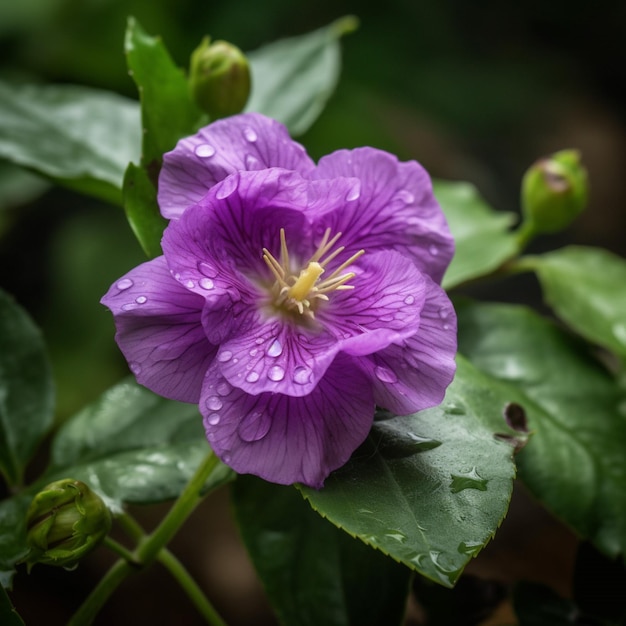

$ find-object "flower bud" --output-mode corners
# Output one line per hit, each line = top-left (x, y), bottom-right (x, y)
(24, 479), (111, 570)
(189, 37), (251, 119)
(521, 149), (588, 235)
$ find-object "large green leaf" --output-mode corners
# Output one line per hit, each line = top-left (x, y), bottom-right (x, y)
(0, 495), (30, 588)
(0, 584), (25, 625)
(246, 17), (358, 136)
(233, 476), (410, 626)
(44, 379), (233, 508)
(125, 16), (204, 172)
(0, 288), (54, 487)
(433, 180), (520, 290)
(300, 357), (518, 587)
(0, 81), (140, 205)
(457, 301), (626, 557)
(527, 246), (626, 362)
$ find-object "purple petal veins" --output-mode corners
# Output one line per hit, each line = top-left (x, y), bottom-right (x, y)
(102, 112), (457, 487)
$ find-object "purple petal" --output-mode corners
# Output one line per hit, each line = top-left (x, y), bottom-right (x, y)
(201, 354), (375, 487)
(158, 113), (316, 219)
(101, 257), (216, 403)
(312, 147), (454, 283)
(357, 277), (457, 414)
(316, 250), (426, 356)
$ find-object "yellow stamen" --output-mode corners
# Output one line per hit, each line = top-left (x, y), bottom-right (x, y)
(288, 262), (324, 301)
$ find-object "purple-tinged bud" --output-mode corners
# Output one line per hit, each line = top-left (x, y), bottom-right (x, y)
(189, 37), (251, 119)
(521, 149), (588, 235)
(24, 479), (111, 570)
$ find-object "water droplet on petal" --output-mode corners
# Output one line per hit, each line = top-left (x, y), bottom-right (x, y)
(243, 127), (258, 142)
(246, 371), (260, 383)
(117, 278), (133, 290)
(205, 413), (220, 426)
(345, 182), (361, 202)
(394, 189), (415, 204)
(129, 361), (142, 375)
(249, 348), (258, 357)
(293, 366), (311, 385)
(195, 143), (216, 158)
(222, 453), (232, 464)
(199, 278), (214, 290)
(197, 262), (218, 278)
(429, 244), (439, 256)
(267, 339), (283, 357)
(238, 410), (271, 442)
(443, 323), (450, 330)
(404, 295), (415, 305)
(255, 337), (265, 345)
(267, 365), (285, 382)
(374, 366), (398, 383)
(217, 350), (233, 363)
(184, 279), (195, 289)
(206, 396), (223, 411)
(245, 154), (260, 169)
(438, 307), (449, 320)
(135, 296), (147, 304)
(216, 381), (231, 396)
(216, 176), (238, 199)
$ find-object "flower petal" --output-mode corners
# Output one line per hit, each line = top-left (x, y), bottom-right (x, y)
(101, 257), (216, 403)
(357, 277), (457, 415)
(158, 113), (316, 219)
(202, 354), (375, 487)
(313, 147), (454, 283)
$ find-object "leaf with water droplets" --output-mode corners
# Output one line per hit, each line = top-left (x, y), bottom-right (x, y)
(233, 477), (411, 626)
(526, 246), (626, 362)
(457, 301), (626, 558)
(299, 357), (518, 587)
(433, 180), (520, 290)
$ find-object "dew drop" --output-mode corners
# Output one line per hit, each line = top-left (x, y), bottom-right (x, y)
(222, 453), (232, 464)
(135, 296), (147, 304)
(197, 262), (218, 278)
(184, 279), (195, 289)
(268, 365), (285, 382)
(217, 350), (233, 363)
(293, 366), (311, 385)
(243, 127), (258, 142)
(195, 143), (216, 158)
(121, 303), (135, 311)
(206, 413), (220, 426)
(255, 337), (265, 345)
(345, 182), (361, 202)
(129, 361), (142, 375)
(443, 323), (450, 330)
(249, 348), (258, 357)
(267, 338), (283, 357)
(206, 396), (223, 411)
(374, 365), (398, 383)
(216, 176), (238, 199)
(199, 278), (214, 290)
(246, 371), (260, 383)
(117, 278), (133, 290)
(238, 411), (271, 442)
(216, 381), (231, 396)
(245, 154), (260, 169)
(429, 244), (439, 256)
(445, 403), (466, 416)
(450, 467), (488, 494)
(404, 295), (415, 305)
(438, 307), (449, 320)
(394, 189), (415, 204)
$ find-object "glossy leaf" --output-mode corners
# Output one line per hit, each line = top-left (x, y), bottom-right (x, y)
(433, 180), (520, 290)
(0, 81), (140, 205)
(246, 16), (358, 136)
(300, 357), (518, 588)
(528, 246), (626, 361)
(122, 163), (166, 258)
(45, 379), (233, 508)
(0, 495), (30, 588)
(125, 16), (204, 171)
(0, 288), (54, 487)
(457, 301), (626, 557)
(0, 584), (25, 625)
(233, 476), (410, 626)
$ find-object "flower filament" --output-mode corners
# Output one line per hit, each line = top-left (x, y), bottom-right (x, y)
(263, 228), (364, 317)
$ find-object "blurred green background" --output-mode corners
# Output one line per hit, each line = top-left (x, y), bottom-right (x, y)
(1, 1), (625, 623)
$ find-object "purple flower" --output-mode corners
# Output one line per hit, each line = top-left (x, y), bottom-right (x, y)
(102, 113), (457, 488)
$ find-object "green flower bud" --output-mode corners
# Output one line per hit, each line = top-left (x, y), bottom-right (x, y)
(24, 479), (111, 570)
(189, 36), (251, 119)
(521, 149), (589, 235)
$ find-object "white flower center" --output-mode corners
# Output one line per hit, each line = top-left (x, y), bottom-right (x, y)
(263, 228), (364, 318)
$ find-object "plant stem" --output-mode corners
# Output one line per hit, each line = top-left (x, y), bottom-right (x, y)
(103, 537), (138, 564)
(158, 549), (227, 626)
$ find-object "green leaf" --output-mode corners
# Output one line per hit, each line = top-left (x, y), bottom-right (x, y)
(0, 584), (25, 625)
(457, 301), (626, 557)
(528, 246), (626, 361)
(432, 180), (520, 290)
(0, 495), (30, 588)
(246, 17), (358, 136)
(44, 379), (233, 508)
(0, 81), (140, 205)
(233, 476), (410, 626)
(300, 357), (517, 588)
(0, 288), (54, 487)
(125, 16), (204, 171)
(122, 163), (166, 258)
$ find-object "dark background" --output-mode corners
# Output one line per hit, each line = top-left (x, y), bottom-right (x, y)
(1, 1), (624, 623)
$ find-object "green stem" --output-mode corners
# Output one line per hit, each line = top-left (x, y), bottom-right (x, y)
(69, 451), (222, 626)
(115, 511), (145, 542)
(158, 549), (227, 626)
(103, 537), (138, 564)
